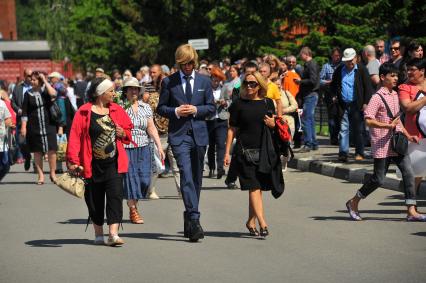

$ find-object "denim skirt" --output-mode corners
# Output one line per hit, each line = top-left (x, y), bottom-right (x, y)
(123, 146), (152, 200)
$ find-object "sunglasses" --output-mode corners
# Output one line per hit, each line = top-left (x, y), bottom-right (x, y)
(181, 61), (195, 66)
(243, 81), (259, 88)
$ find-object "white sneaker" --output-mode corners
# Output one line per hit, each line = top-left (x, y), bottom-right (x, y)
(148, 191), (160, 200)
(106, 235), (124, 246)
(94, 235), (105, 245)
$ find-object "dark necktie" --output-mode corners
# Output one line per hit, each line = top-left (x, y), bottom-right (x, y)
(184, 75), (193, 102)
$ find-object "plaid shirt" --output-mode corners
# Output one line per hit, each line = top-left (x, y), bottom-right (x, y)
(364, 87), (403, 158)
(320, 61), (340, 86)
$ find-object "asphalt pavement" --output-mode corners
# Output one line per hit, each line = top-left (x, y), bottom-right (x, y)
(0, 163), (425, 283)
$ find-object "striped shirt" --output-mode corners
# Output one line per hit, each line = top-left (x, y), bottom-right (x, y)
(124, 101), (152, 148)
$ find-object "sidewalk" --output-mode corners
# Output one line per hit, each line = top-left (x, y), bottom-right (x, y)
(287, 135), (426, 197)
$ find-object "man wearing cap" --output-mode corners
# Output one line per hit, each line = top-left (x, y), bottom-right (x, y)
(331, 48), (373, 162)
(48, 71), (68, 174)
(157, 44), (215, 242)
(95, 68), (105, 78)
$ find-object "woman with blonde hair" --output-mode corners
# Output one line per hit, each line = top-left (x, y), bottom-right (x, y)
(224, 71), (284, 238)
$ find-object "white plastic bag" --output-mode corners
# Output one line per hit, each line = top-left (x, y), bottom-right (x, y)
(408, 139), (426, 176)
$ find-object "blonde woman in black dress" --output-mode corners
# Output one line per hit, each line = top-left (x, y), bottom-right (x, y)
(224, 71), (277, 237)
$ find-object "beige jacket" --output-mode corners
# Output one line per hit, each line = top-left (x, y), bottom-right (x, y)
(280, 90), (298, 136)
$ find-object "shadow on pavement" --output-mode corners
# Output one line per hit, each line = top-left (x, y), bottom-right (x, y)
(336, 209), (406, 215)
(57, 219), (87, 225)
(25, 238), (92, 247)
(412, 232), (426, 237)
(119, 233), (186, 242)
(203, 231), (252, 238)
(310, 216), (404, 222)
(377, 201), (426, 206)
(1, 181), (37, 185)
(202, 186), (231, 191)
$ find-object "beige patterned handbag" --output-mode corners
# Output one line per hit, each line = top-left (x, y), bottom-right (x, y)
(55, 172), (86, 198)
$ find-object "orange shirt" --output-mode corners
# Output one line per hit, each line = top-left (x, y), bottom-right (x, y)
(282, 70), (300, 98)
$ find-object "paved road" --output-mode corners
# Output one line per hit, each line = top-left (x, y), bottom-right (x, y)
(1, 164), (425, 283)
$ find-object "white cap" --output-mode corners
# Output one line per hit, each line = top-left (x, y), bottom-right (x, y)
(48, 71), (62, 79)
(342, 48), (356, 62)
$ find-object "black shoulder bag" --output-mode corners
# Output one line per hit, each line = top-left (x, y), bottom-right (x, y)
(377, 94), (408, 156)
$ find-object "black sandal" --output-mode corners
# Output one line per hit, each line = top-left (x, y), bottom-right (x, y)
(246, 224), (259, 236)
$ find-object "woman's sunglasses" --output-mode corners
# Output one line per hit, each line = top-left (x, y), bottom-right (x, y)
(243, 81), (259, 88)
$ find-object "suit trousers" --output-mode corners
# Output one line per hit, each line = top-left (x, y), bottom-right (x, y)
(171, 132), (206, 220)
(207, 119), (227, 171)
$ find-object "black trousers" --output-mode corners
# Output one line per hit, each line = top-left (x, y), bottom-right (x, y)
(207, 119), (227, 171)
(84, 176), (123, 226)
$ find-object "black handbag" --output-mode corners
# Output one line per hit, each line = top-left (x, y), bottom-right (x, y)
(238, 139), (260, 165)
(49, 99), (62, 124)
(377, 94), (408, 155)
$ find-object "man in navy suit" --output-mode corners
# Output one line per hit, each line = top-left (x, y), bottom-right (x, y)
(157, 44), (215, 242)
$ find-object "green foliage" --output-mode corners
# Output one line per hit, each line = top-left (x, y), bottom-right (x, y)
(16, 0), (426, 72)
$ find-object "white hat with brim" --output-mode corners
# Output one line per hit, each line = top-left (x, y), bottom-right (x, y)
(48, 71), (62, 79)
(95, 68), (105, 73)
(342, 48), (356, 62)
(123, 77), (143, 88)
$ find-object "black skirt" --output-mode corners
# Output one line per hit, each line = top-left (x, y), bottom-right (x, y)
(234, 148), (272, 191)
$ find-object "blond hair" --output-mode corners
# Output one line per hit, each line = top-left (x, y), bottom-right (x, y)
(175, 44), (199, 68)
(240, 71), (268, 99)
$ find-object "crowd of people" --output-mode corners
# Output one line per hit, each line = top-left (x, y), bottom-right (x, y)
(0, 37), (425, 246)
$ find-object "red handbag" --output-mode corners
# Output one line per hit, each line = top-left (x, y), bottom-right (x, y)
(275, 117), (292, 142)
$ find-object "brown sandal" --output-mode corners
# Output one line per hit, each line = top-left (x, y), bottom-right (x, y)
(129, 207), (144, 224)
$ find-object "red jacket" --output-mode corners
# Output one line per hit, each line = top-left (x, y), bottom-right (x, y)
(66, 102), (133, 179)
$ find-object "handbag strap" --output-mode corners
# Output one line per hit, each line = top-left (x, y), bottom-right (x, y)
(377, 93), (394, 119)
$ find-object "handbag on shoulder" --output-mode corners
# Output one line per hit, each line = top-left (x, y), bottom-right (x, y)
(55, 171), (85, 199)
(377, 94), (408, 155)
(49, 99), (62, 124)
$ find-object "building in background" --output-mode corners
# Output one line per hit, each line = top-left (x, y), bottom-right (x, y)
(0, 0), (73, 84)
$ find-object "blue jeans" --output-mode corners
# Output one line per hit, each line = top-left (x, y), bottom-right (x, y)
(339, 102), (364, 156)
(302, 93), (318, 148)
(0, 152), (10, 181)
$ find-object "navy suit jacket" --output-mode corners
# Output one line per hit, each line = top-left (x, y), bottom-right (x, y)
(157, 71), (215, 146)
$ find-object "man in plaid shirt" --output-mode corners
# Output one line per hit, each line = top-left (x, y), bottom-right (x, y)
(345, 62), (426, 222)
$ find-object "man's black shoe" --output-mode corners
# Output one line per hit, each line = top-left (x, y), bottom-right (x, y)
(217, 168), (225, 179)
(225, 180), (239, 190)
(183, 212), (190, 238)
(338, 155), (348, 163)
(189, 220), (204, 242)
(24, 158), (31, 171)
(208, 169), (215, 178)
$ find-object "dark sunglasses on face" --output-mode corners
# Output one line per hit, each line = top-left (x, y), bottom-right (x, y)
(181, 61), (195, 66)
(243, 81), (259, 88)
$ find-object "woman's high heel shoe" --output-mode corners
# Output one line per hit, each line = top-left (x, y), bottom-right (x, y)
(260, 227), (269, 237)
(245, 224), (259, 236)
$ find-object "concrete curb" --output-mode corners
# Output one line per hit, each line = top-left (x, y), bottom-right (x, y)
(288, 157), (405, 193)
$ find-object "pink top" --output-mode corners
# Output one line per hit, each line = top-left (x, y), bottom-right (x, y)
(364, 87), (403, 158)
(398, 82), (423, 139)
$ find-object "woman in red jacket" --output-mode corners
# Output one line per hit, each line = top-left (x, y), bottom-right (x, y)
(67, 77), (133, 246)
